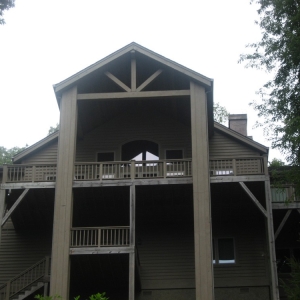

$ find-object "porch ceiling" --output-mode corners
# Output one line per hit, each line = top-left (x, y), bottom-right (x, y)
(77, 96), (191, 138)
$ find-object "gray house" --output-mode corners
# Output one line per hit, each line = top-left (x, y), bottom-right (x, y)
(1, 42), (292, 300)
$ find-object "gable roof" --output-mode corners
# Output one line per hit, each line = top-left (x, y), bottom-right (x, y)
(53, 42), (213, 99)
(214, 122), (269, 154)
(13, 131), (59, 163)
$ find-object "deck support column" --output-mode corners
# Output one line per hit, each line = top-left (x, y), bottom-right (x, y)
(50, 86), (77, 299)
(265, 179), (280, 300)
(129, 185), (136, 300)
(190, 82), (214, 300)
(0, 190), (5, 246)
(0, 165), (7, 246)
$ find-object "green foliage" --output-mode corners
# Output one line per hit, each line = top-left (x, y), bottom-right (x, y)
(239, 0), (300, 168)
(48, 123), (59, 135)
(280, 257), (300, 300)
(35, 293), (109, 300)
(0, 145), (27, 164)
(213, 102), (229, 124)
(35, 295), (62, 300)
(0, 0), (15, 24)
(269, 158), (285, 167)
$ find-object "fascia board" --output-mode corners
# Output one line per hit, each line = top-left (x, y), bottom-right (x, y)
(53, 42), (213, 96)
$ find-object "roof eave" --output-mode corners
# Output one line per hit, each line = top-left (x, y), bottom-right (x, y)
(13, 131), (59, 163)
(53, 42), (213, 102)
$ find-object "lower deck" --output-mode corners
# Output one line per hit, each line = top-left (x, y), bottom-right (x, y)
(0, 183), (273, 300)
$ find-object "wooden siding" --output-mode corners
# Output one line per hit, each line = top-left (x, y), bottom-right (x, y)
(76, 107), (192, 161)
(14, 119), (264, 165)
(137, 229), (269, 289)
(209, 130), (261, 158)
(21, 141), (58, 164)
(0, 219), (52, 286)
(211, 182), (269, 287)
(138, 230), (195, 289)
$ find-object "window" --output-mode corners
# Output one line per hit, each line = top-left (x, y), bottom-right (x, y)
(165, 149), (183, 159)
(213, 238), (235, 264)
(97, 152), (114, 162)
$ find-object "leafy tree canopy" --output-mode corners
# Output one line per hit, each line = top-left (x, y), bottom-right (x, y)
(0, 145), (27, 164)
(0, 0), (15, 25)
(239, 0), (300, 168)
(48, 123), (59, 135)
(213, 102), (229, 124)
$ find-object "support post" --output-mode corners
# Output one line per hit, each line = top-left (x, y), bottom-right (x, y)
(50, 86), (77, 299)
(190, 81), (214, 300)
(129, 185), (136, 300)
(131, 50), (136, 91)
(0, 165), (8, 246)
(265, 179), (280, 300)
(44, 256), (50, 297)
(0, 190), (5, 247)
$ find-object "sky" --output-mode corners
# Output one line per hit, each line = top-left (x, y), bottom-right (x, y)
(0, 0), (284, 162)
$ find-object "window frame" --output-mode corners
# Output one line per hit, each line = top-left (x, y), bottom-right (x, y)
(165, 149), (184, 160)
(96, 151), (116, 162)
(213, 237), (236, 265)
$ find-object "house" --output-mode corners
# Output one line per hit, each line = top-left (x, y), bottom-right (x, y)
(0, 43), (285, 300)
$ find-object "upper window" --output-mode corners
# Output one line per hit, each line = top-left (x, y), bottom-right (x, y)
(213, 238), (235, 264)
(97, 152), (114, 162)
(165, 149), (183, 159)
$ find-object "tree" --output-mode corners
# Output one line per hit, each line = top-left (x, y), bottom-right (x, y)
(0, 145), (27, 164)
(0, 0), (15, 24)
(239, 0), (300, 167)
(48, 123), (59, 135)
(213, 102), (229, 124)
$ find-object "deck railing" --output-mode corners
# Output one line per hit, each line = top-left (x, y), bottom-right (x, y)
(0, 256), (50, 300)
(71, 226), (130, 248)
(2, 157), (265, 183)
(209, 157), (265, 176)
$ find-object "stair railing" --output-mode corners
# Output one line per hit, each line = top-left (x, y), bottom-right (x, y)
(0, 256), (50, 300)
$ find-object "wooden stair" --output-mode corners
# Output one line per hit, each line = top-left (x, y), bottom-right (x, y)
(0, 257), (50, 300)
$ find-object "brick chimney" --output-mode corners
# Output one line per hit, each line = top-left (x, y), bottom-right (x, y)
(228, 114), (247, 136)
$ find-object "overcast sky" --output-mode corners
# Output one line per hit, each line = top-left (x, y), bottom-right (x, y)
(0, 0), (284, 161)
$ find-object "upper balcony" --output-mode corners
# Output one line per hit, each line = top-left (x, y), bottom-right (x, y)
(1, 157), (267, 187)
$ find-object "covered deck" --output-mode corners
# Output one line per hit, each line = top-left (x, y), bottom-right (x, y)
(1, 157), (266, 187)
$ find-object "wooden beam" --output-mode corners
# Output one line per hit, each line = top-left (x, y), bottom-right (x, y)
(129, 185), (135, 300)
(1, 182), (56, 190)
(50, 86), (77, 299)
(77, 90), (190, 100)
(136, 69), (163, 92)
(105, 72), (131, 92)
(190, 82), (214, 300)
(1, 189), (29, 227)
(275, 210), (292, 240)
(70, 246), (134, 255)
(131, 50), (136, 91)
(239, 182), (268, 217)
(211, 175), (268, 183)
(272, 202), (300, 209)
(0, 190), (6, 246)
(265, 180), (280, 300)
